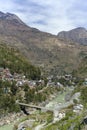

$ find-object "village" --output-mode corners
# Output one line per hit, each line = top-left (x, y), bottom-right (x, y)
(0, 67), (76, 89)
(0, 67), (87, 93)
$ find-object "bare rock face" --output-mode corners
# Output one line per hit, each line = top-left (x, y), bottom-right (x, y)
(58, 27), (87, 45)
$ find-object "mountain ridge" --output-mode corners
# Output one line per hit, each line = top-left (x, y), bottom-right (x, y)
(0, 11), (87, 75)
(58, 27), (87, 45)
(0, 11), (25, 25)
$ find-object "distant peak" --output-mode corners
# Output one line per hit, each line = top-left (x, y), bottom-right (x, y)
(0, 11), (24, 25)
(58, 27), (86, 34)
(58, 27), (87, 45)
(0, 11), (4, 14)
(71, 27), (86, 32)
(75, 27), (86, 30)
(0, 11), (5, 17)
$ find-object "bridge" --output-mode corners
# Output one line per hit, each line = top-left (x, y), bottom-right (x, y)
(16, 101), (74, 116)
(17, 102), (54, 112)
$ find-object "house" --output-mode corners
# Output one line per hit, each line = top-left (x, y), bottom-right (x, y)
(73, 104), (83, 113)
(47, 82), (55, 87)
(28, 80), (37, 88)
(64, 74), (72, 80)
(56, 82), (63, 88)
(16, 80), (23, 87)
(36, 80), (45, 86)
(83, 78), (87, 85)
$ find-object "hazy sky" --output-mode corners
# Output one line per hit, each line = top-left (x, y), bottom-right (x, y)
(0, 0), (87, 34)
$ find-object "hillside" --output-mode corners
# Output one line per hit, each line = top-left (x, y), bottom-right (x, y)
(0, 11), (87, 75)
(73, 56), (87, 78)
(0, 44), (41, 79)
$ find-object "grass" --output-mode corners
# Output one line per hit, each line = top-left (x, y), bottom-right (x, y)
(0, 124), (13, 130)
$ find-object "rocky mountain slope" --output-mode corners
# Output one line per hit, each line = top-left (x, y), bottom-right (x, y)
(58, 27), (87, 45)
(0, 11), (87, 75)
(73, 56), (87, 78)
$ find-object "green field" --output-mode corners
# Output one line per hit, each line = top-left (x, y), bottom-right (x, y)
(0, 124), (13, 130)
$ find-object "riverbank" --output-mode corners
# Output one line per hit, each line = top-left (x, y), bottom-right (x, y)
(0, 112), (25, 130)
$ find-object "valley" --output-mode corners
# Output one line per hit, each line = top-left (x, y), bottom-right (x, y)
(0, 11), (87, 130)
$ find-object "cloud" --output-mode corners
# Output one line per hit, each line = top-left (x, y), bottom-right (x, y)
(67, 0), (87, 27)
(0, 0), (86, 34)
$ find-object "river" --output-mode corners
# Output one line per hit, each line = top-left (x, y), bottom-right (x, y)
(0, 87), (73, 130)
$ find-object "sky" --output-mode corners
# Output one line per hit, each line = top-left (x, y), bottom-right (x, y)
(0, 0), (87, 34)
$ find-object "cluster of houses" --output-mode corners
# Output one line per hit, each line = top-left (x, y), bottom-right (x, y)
(1, 67), (87, 93)
(0, 67), (62, 88)
(46, 74), (74, 88)
(0, 67), (26, 81)
(0, 67), (78, 91)
(0, 67), (45, 88)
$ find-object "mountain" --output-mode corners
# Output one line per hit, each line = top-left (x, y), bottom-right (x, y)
(58, 27), (87, 45)
(0, 11), (24, 24)
(0, 11), (87, 75)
